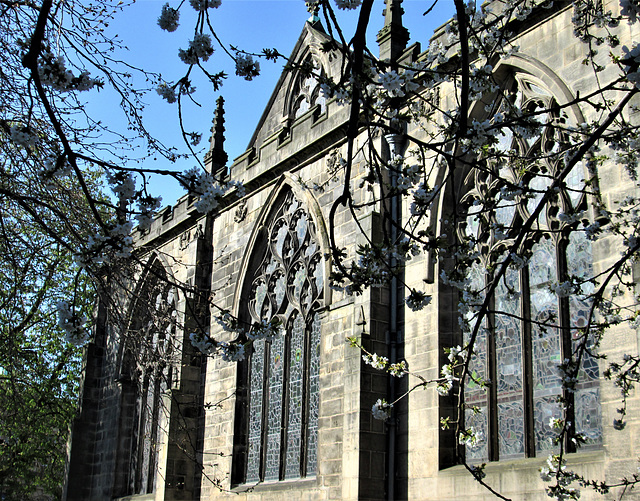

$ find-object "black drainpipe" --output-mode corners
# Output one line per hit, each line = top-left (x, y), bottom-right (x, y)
(385, 132), (405, 501)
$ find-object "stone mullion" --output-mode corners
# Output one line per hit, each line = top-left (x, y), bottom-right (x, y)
(280, 322), (293, 480)
(486, 274), (500, 462)
(557, 234), (577, 453)
(520, 265), (536, 457)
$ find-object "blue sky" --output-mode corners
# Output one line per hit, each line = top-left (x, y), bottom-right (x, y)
(95, 0), (453, 206)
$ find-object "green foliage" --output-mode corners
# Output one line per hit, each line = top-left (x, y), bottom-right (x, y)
(0, 159), (98, 499)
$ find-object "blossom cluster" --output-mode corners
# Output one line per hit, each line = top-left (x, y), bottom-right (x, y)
(157, 82), (177, 103)
(135, 195), (163, 232)
(218, 341), (246, 362)
(38, 49), (101, 92)
(362, 353), (388, 369)
(247, 318), (282, 342)
(540, 455), (581, 500)
(622, 43), (640, 89)
(436, 362), (458, 396)
(371, 398), (393, 421)
(319, 79), (351, 106)
(410, 183), (439, 217)
(179, 33), (214, 64)
(334, 0), (362, 10)
(189, 0), (221, 10)
(235, 54), (260, 81)
(158, 3), (180, 31)
(189, 331), (215, 355)
(184, 167), (245, 214)
(458, 426), (482, 447)
(405, 289), (432, 311)
(57, 301), (90, 346)
(9, 125), (37, 149)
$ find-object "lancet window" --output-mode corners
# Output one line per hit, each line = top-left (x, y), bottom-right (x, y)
(115, 261), (176, 495)
(458, 75), (602, 462)
(290, 56), (326, 120)
(234, 189), (324, 484)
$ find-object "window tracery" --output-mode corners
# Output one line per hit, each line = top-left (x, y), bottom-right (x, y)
(234, 189), (324, 484)
(458, 75), (602, 462)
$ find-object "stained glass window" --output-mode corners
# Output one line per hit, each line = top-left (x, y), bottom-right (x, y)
(234, 189), (324, 484)
(459, 75), (602, 462)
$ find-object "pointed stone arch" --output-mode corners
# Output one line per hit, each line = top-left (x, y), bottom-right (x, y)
(113, 254), (179, 497)
(231, 174), (330, 485)
(434, 58), (601, 467)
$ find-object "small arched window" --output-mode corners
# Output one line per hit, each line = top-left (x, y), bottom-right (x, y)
(233, 188), (324, 484)
(115, 261), (176, 496)
(458, 75), (602, 462)
(289, 56), (326, 120)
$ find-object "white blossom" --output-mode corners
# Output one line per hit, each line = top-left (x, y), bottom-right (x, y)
(552, 281), (574, 298)
(157, 83), (177, 103)
(334, 0), (362, 10)
(235, 54), (260, 81)
(583, 221), (600, 240)
(38, 49), (101, 92)
(405, 290), (432, 311)
(458, 426), (482, 447)
(157, 3), (180, 31)
(57, 301), (90, 346)
(371, 398), (393, 420)
(189, 0), (221, 10)
(363, 353), (388, 369)
(219, 342), (246, 362)
(190, 331), (215, 355)
(9, 125), (37, 149)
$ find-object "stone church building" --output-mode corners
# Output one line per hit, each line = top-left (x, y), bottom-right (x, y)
(64, 1), (640, 499)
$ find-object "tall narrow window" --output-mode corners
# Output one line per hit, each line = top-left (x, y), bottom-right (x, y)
(115, 261), (176, 496)
(459, 76), (602, 462)
(234, 189), (324, 484)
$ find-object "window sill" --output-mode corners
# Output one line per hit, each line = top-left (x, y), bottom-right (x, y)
(113, 494), (155, 501)
(231, 476), (318, 494)
(440, 449), (604, 477)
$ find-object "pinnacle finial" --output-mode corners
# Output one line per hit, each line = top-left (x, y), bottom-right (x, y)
(208, 96), (228, 175)
(377, 0), (410, 63)
(306, 0), (320, 24)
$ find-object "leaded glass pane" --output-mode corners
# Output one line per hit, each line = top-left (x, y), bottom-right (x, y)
(567, 232), (602, 447)
(464, 260), (488, 461)
(246, 339), (265, 483)
(566, 162), (586, 209)
(534, 396), (563, 453)
(498, 400), (525, 458)
(306, 313), (321, 475)
(496, 264), (524, 458)
(529, 238), (563, 455)
(465, 406), (488, 461)
(285, 314), (305, 479)
(526, 174), (552, 218)
(495, 266), (522, 395)
(575, 387), (602, 446)
(265, 335), (285, 481)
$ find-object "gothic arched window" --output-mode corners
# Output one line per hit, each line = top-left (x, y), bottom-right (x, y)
(115, 261), (176, 496)
(458, 75), (602, 462)
(290, 56), (326, 120)
(233, 189), (324, 484)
